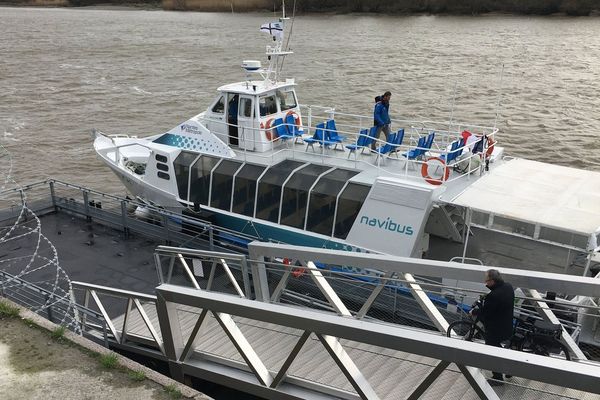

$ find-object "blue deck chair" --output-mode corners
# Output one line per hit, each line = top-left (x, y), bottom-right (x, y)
(374, 132), (399, 162)
(285, 113), (304, 143)
(304, 122), (336, 152)
(403, 135), (427, 160)
(346, 126), (377, 159)
(325, 120), (346, 143)
(388, 128), (405, 158)
(440, 138), (464, 164)
(404, 131), (435, 160)
(273, 117), (294, 142)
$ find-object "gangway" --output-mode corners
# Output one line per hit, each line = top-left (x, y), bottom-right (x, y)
(70, 243), (600, 400)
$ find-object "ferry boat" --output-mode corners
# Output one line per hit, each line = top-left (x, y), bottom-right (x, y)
(93, 14), (600, 280)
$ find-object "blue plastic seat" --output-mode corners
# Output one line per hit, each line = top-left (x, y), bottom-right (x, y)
(325, 120), (346, 142)
(374, 132), (397, 159)
(285, 113), (304, 142)
(273, 117), (294, 142)
(346, 126), (377, 158)
(374, 129), (405, 163)
(304, 122), (337, 152)
(440, 138), (465, 164)
(403, 135), (427, 160)
(403, 131), (435, 160)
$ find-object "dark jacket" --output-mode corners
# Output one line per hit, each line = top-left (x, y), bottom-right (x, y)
(374, 101), (390, 127)
(480, 280), (514, 341)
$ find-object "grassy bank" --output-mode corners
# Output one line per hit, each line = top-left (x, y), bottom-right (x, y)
(0, 298), (208, 400)
(1, 0), (598, 15)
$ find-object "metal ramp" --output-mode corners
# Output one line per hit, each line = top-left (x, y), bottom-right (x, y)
(70, 243), (600, 400)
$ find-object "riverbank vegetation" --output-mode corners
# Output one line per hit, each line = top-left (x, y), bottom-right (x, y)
(2, 0), (598, 15)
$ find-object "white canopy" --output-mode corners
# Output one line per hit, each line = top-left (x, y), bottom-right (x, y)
(451, 158), (600, 237)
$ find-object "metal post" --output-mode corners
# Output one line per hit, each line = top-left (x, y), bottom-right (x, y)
(120, 200), (129, 238)
(102, 321), (109, 348)
(240, 256), (253, 299)
(208, 227), (214, 251)
(45, 294), (54, 322)
(49, 181), (57, 212)
(83, 191), (91, 222)
(163, 214), (171, 245)
(461, 207), (472, 262)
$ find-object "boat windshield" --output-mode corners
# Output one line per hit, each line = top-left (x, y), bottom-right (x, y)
(259, 94), (278, 117)
(276, 90), (297, 111)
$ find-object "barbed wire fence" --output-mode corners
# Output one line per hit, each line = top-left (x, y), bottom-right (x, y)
(0, 144), (80, 332)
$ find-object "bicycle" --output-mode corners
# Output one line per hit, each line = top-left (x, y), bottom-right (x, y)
(446, 299), (571, 361)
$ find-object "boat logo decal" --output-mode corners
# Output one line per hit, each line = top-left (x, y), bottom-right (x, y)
(359, 216), (414, 236)
(180, 124), (201, 134)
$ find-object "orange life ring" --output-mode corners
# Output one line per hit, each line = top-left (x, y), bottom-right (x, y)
(286, 110), (302, 129)
(264, 118), (278, 141)
(421, 157), (450, 185)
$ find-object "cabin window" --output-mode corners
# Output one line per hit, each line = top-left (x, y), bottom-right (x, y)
(239, 97), (253, 118)
(173, 151), (198, 201)
(256, 160), (305, 222)
(259, 95), (278, 117)
(157, 172), (170, 180)
(334, 183), (371, 239)
(277, 90), (297, 111)
(281, 164), (331, 229)
(306, 169), (359, 236)
(232, 164), (266, 217)
(210, 160), (243, 211)
(156, 163), (169, 172)
(189, 156), (220, 205)
(155, 154), (168, 163)
(212, 96), (225, 114)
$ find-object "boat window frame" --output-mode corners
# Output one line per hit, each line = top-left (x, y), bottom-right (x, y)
(304, 168), (360, 236)
(276, 89), (297, 112)
(208, 159), (244, 211)
(230, 161), (265, 214)
(332, 181), (372, 239)
(211, 95), (225, 114)
(239, 96), (254, 119)
(280, 164), (335, 229)
(276, 163), (310, 224)
(254, 160), (306, 223)
(173, 151), (200, 202)
(252, 166), (272, 218)
(258, 93), (279, 117)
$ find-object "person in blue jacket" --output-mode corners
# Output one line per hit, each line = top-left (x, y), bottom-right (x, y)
(372, 91), (391, 150)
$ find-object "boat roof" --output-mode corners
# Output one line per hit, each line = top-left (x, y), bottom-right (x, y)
(450, 158), (600, 237)
(217, 80), (295, 96)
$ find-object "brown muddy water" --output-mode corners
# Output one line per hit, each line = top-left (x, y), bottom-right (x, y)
(1, 7), (600, 194)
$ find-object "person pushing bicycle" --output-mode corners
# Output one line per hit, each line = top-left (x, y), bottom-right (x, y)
(471, 269), (515, 386)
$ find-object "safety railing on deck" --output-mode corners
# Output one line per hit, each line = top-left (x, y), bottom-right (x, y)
(196, 106), (498, 186)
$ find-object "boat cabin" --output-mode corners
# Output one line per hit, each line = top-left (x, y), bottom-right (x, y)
(202, 80), (301, 153)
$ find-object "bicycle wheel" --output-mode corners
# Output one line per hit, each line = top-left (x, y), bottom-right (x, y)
(447, 320), (485, 343)
(519, 337), (571, 361)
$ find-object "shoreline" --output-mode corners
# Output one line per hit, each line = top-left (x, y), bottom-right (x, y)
(1, 2), (599, 16)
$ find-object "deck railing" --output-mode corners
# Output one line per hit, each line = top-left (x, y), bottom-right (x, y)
(197, 105), (498, 186)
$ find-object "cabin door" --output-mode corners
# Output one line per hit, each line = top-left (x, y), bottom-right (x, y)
(237, 95), (256, 151)
(227, 94), (239, 146)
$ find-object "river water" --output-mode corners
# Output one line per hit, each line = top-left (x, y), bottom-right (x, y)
(1, 7), (599, 194)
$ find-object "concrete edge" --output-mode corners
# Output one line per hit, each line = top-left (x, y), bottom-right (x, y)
(0, 296), (213, 400)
